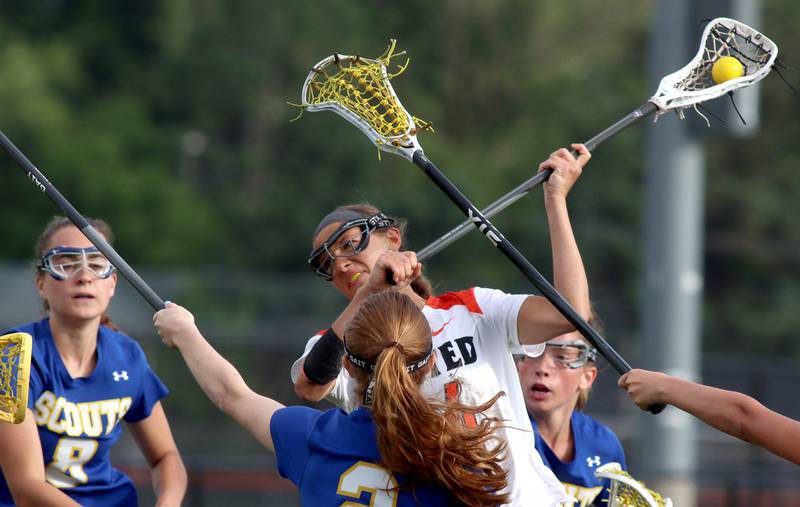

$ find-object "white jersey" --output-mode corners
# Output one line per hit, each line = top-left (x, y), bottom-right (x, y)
(291, 287), (570, 506)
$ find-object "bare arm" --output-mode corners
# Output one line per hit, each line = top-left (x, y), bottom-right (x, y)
(619, 369), (800, 465)
(518, 144), (592, 344)
(293, 293), (367, 403)
(0, 410), (81, 507)
(154, 304), (284, 452)
(127, 402), (187, 507)
(294, 362), (338, 402)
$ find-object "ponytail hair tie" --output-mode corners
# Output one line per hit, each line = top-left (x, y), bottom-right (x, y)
(385, 341), (405, 354)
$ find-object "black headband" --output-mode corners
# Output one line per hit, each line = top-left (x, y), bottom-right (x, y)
(344, 340), (433, 374)
(313, 209), (370, 239)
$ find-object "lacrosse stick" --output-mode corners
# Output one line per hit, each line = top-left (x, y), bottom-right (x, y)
(0, 333), (32, 424)
(0, 132), (165, 310)
(417, 17), (779, 261)
(299, 41), (666, 412)
(595, 462), (673, 507)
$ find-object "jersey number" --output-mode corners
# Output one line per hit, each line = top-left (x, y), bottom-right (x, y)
(45, 437), (99, 488)
(337, 461), (398, 506)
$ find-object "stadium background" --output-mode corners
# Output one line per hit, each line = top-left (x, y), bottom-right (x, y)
(1, 1), (799, 505)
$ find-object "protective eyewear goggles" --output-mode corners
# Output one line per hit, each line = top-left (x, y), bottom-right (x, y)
(308, 213), (395, 281)
(517, 340), (597, 369)
(37, 246), (115, 281)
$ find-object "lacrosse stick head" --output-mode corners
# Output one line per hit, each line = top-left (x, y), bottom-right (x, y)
(0, 332), (32, 424)
(595, 462), (673, 507)
(651, 17), (778, 111)
(300, 39), (430, 161)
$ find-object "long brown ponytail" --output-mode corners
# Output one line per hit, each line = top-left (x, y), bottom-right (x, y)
(345, 291), (509, 506)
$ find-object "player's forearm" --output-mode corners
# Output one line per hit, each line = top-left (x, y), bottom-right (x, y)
(545, 195), (590, 322)
(174, 328), (252, 416)
(331, 309), (356, 340)
(297, 290), (375, 401)
(312, 289), (372, 385)
(660, 376), (754, 439)
(330, 286), (376, 337)
(294, 366), (337, 402)
(151, 450), (187, 507)
(10, 479), (82, 507)
(659, 375), (800, 464)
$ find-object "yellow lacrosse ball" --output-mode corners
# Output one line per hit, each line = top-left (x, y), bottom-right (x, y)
(712, 56), (745, 84)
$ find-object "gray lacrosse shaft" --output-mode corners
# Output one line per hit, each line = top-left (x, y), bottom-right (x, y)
(417, 101), (660, 261)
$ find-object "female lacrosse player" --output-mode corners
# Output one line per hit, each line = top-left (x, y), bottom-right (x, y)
(516, 329), (626, 506)
(619, 368), (800, 465)
(154, 291), (509, 506)
(0, 217), (186, 507)
(293, 144), (593, 506)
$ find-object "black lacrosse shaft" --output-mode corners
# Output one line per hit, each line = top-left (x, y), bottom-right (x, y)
(0, 131), (166, 311)
(412, 149), (665, 415)
(418, 101), (660, 262)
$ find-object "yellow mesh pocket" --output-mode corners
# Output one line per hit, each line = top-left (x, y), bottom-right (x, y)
(609, 479), (671, 507)
(0, 333), (32, 424)
(303, 39), (431, 147)
(308, 59), (409, 137)
(596, 464), (672, 507)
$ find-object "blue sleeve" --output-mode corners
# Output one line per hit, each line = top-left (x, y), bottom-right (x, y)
(124, 343), (169, 422)
(270, 406), (321, 486)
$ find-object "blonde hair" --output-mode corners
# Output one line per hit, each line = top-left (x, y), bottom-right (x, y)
(575, 313), (602, 411)
(345, 291), (508, 506)
(34, 216), (120, 331)
(575, 369), (594, 410)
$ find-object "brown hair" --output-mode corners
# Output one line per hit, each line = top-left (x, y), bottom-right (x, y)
(323, 203), (434, 299)
(345, 291), (508, 506)
(575, 311), (602, 411)
(35, 216), (120, 331)
(575, 368), (593, 410)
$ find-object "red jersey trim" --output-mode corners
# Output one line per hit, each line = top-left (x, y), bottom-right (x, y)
(426, 288), (483, 315)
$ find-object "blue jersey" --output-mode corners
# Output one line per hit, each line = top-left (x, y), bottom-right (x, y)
(271, 406), (457, 506)
(0, 319), (168, 507)
(531, 412), (626, 507)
